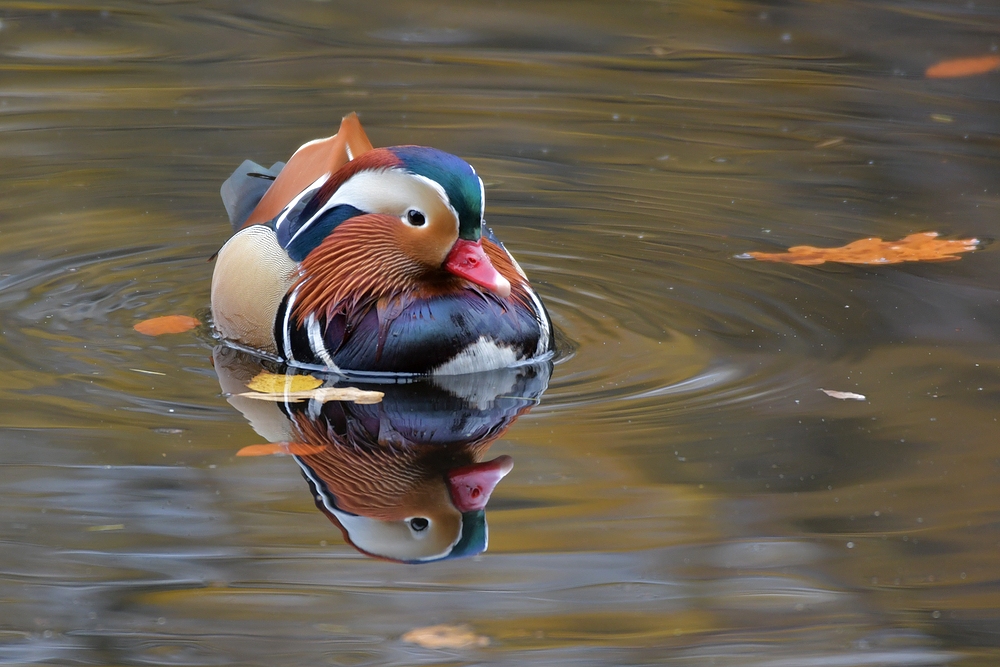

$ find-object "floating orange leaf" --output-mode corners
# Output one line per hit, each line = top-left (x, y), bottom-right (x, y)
(742, 232), (978, 266)
(236, 442), (327, 457)
(402, 624), (490, 649)
(134, 315), (200, 335)
(926, 55), (1000, 79)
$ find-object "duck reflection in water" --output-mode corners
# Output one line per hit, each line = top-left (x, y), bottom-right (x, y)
(214, 346), (550, 563)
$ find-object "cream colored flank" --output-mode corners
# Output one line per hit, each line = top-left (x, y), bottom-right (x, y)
(211, 225), (297, 354)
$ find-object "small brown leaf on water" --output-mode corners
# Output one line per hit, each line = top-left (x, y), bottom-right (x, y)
(820, 388), (866, 401)
(246, 371), (323, 393)
(236, 442), (327, 457)
(741, 232), (978, 266)
(134, 315), (199, 335)
(926, 55), (1000, 79)
(402, 624), (489, 649)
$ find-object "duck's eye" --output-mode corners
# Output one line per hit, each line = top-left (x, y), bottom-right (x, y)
(406, 209), (426, 227)
(408, 517), (429, 532)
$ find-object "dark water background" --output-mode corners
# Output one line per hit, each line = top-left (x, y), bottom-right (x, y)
(2, 1), (1000, 664)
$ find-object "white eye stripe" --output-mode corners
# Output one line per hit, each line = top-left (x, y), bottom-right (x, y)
(409, 173), (460, 229)
(311, 168), (457, 229)
(280, 168), (461, 248)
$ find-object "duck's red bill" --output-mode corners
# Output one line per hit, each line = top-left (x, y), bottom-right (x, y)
(444, 239), (511, 298)
(446, 455), (514, 512)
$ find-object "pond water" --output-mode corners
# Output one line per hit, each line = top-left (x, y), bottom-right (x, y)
(1, 1), (999, 665)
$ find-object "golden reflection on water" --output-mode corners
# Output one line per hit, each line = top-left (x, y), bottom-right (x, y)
(0, 0), (999, 665)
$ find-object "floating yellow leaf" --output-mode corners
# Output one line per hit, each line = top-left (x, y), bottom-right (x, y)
(134, 315), (200, 335)
(236, 442), (327, 457)
(241, 371), (382, 404)
(238, 386), (383, 404)
(246, 371), (323, 393)
(742, 232), (978, 266)
(402, 624), (489, 649)
(926, 55), (1000, 79)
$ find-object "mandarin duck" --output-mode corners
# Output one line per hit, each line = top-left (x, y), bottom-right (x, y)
(214, 346), (550, 562)
(211, 113), (553, 376)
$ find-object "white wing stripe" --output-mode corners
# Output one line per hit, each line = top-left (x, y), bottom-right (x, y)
(278, 174), (333, 246)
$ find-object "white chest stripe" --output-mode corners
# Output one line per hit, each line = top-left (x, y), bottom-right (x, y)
(281, 283), (301, 362)
(306, 313), (340, 372)
(524, 284), (551, 357)
(496, 243), (549, 357)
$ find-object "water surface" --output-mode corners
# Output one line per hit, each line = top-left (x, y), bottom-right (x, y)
(1, 1), (999, 665)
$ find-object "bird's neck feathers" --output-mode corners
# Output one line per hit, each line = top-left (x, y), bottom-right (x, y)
(291, 213), (464, 327)
(292, 223), (534, 335)
(482, 240), (534, 313)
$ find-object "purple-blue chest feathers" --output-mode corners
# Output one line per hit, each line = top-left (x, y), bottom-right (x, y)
(275, 223), (552, 375)
(277, 278), (548, 374)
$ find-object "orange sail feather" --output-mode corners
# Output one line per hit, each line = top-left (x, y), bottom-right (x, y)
(243, 113), (374, 227)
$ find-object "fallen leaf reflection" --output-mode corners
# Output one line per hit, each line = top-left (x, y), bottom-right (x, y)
(236, 442), (327, 457)
(134, 315), (199, 335)
(402, 624), (490, 649)
(741, 232), (978, 265)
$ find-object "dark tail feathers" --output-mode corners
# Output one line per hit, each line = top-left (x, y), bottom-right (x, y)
(220, 160), (286, 231)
